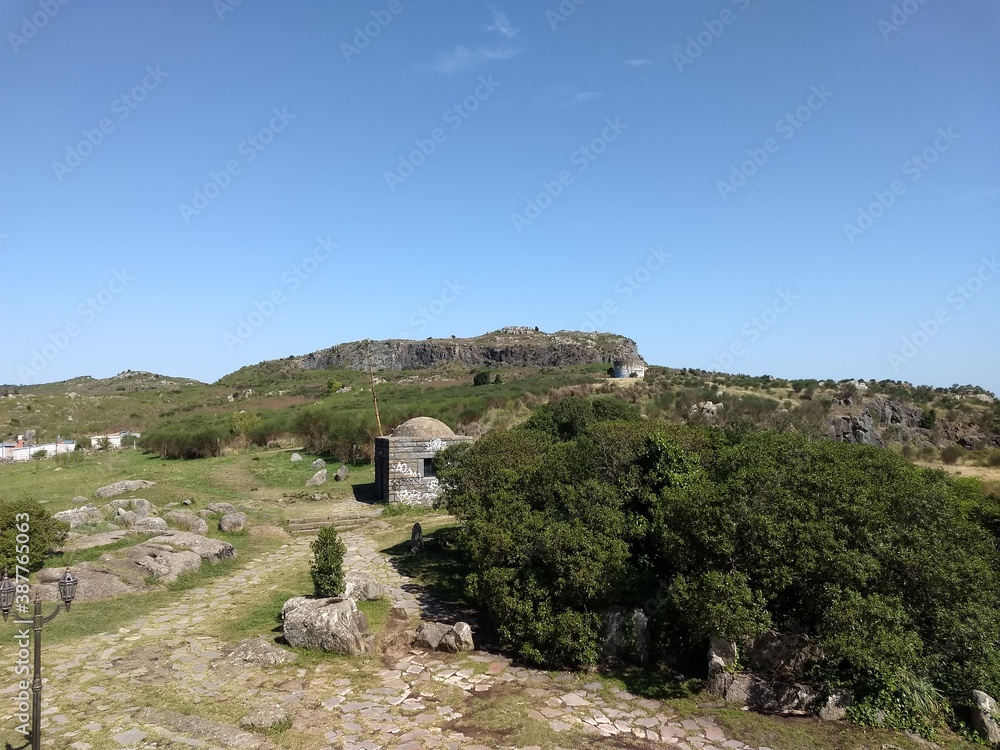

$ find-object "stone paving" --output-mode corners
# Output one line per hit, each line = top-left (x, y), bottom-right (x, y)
(0, 527), (773, 750)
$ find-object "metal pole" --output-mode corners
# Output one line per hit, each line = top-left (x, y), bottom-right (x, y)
(31, 595), (42, 750)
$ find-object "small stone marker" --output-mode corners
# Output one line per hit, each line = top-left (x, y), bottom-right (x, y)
(311, 458), (326, 469)
(410, 522), (423, 554)
(290, 453), (303, 462)
(334, 465), (349, 482)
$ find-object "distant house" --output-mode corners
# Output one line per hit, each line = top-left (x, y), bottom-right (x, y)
(89, 431), (140, 450)
(0, 436), (75, 462)
(613, 358), (646, 379)
(374, 417), (473, 506)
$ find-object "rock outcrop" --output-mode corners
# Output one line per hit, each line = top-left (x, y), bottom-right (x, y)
(94, 480), (156, 499)
(288, 328), (645, 373)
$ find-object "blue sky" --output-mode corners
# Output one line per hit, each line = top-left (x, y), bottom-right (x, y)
(1, 0), (998, 393)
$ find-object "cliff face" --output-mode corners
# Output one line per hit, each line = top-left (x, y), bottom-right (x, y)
(294, 327), (645, 372)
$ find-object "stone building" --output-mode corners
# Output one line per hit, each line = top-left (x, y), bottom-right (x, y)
(613, 358), (646, 379)
(374, 417), (473, 506)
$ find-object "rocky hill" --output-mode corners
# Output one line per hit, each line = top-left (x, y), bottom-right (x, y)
(292, 327), (644, 373)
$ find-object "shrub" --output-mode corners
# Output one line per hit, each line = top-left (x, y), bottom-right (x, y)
(940, 444), (965, 464)
(473, 371), (492, 386)
(0, 499), (69, 573)
(310, 526), (346, 597)
(440, 422), (1000, 727)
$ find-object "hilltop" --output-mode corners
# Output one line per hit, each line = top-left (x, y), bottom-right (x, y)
(1, 328), (998, 467)
(221, 327), (643, 384)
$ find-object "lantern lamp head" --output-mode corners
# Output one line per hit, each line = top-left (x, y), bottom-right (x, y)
(57, 568), (78, 610)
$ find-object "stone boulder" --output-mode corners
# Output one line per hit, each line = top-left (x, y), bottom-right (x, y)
(223, 636), (297, 666)
(34, 563), (144, 601)
(219, 512), (247, 533)
(125, 542), (202, 583)
(344, 571), (386, 602)
(414, 621), (451, 650)
(53, 504), (104, 529)
(205, 502), (236, 515)
(971, 690), (1000, 745)
(117, 510), (139, 527)
(281, 596), (373, 655)
(306, 469), (327, 487)
(414, 621), (474, 653)
(94, 480), (156, 499)
(135, 516), (168, 532)
(290, 453), (303, 462)
(818, 691), (854, 721)
(828, 413), (885, 447)
(164, 510), (209, 535)
(334, 465), (349, 482)
(240, 705), (288, 730)
(690, 401), (723, 422)
(747, 630), (823, 681)
(439, 622), (475, 653)
(601, 607), (649, 664)
(145, 531), (236, 562)
(103, 498), (156, 519)
(311, 458), (326, 469)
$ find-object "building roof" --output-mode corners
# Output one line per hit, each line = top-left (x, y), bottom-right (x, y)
(389, 417), (456, 438)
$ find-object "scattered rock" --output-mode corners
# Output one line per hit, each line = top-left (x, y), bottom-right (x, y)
(344, 571), (386, 601)
(223, 636), (297, 666)
(182, 498), (193, 506)
(219, 512), (247, 533)
(439, 622), (475, 653)
(134, 516), (168, 532)
(971, 690), (1000, 745)
(308, 493), (329, 501)
(690, 401), (723, 422)
(103, 498), (156, 519)
(306, 469), (327, 487)
(125, 542), (202, 583)
(53, 505), (104, 529)
(334, 465), (349, 482)
(164, 510), (209, 535)
(34, 563), (144, 601)
(145, 531), (236, 562)
(819, 691), (853, 721)
(311, 458), (326, 469)
(205, 502), (236, 515)
(414, 621), (451, 650)
(94, 480), (156, 499)
(282, 596), (373, 655)
(239, 704), (288, 730)
(290, 453), (303, 462)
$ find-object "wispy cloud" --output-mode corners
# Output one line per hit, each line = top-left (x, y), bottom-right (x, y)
(487, 5), (519, 38)
(623, 58), (652, 67)
(418, 6), (521, 74)
(555, 91), (604, 109)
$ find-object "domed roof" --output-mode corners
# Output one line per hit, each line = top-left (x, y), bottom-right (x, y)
(389, 417), (456, 438)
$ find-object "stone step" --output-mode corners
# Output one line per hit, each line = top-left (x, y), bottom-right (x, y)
(289, 520), (368, 535)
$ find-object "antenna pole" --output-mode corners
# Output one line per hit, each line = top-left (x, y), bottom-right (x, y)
(366, 339), (384, 436)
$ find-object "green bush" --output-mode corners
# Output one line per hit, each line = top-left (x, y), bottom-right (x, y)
(439, 406), (1000, 729)
(940, 444), (965, 464)
(310, 526), (346, 597)
(473, 371), (492, 386)
(0, 499), (69, 573)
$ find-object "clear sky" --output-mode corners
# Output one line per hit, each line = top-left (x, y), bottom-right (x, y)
(1, 1), (998, 393)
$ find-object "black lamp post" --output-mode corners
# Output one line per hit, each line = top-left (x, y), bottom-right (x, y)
(0, 568), (77, 750)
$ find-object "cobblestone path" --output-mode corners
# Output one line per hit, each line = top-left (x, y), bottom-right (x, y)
(1, 530), (770, 750)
